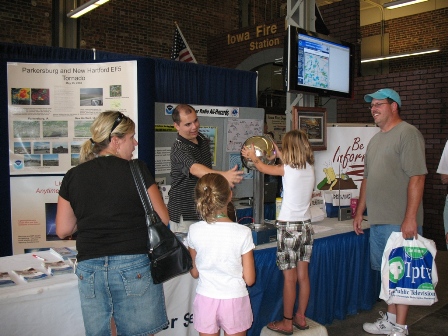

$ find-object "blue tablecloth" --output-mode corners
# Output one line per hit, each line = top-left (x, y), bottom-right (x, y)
(247, 229), (380, 336)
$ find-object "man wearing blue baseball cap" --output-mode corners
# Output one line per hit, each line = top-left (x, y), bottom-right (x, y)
(353, 88), (427, 336)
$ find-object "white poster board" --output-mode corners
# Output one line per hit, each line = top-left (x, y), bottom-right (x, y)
(313, 125), (379, 207)
(265, 113), (286, 146)
(7, 61), (138, 254)
(7, 61), (138, 175)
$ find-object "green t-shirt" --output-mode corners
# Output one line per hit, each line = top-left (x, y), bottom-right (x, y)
(364, 121), (427, 225)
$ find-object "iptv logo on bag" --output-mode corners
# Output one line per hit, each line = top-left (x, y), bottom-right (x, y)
(388, 246), (434, 290)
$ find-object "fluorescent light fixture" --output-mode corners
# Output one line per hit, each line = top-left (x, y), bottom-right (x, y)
(361, 49), (439, 63)
(383, 0), (428, 9)
(67, 0), (110, 19)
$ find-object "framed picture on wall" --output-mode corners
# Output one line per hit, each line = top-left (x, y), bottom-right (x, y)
(292, 106), (327, 151)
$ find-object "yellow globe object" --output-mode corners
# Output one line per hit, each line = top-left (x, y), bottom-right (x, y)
(241, 135), (277, 170)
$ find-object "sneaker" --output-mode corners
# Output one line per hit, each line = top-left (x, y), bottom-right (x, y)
(388, 326), (409, 336)
(363, 311), (396, 335)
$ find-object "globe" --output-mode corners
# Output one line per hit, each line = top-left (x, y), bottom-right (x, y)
(241, 135), (277, 170)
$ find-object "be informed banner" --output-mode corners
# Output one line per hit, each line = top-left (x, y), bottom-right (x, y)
(314, 126), (379, 208)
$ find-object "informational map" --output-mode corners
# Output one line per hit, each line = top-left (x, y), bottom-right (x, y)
(303, 53), (329, 89)
(297, 36), (331, 90)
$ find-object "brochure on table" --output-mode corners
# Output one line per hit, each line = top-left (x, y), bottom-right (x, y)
(0, 250), (75, 287)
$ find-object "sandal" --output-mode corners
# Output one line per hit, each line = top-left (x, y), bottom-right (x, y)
(293, 313), (309, 330)
(266, 316), (293, 335)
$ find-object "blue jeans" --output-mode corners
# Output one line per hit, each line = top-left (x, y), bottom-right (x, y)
(75, 254), (168, 336)
(369, 224), (423, 271)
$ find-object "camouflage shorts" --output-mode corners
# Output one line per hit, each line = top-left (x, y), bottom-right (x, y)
(276, 220), (314, 270)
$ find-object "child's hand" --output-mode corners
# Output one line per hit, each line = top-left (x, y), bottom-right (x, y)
(273, 142), (282, 161)
(241, 144), (256, 160)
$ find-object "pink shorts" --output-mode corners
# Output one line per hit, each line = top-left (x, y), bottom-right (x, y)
(193, 294), (253, 334)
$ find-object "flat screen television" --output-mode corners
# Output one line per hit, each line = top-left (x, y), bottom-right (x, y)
(284, 25), (354, 98)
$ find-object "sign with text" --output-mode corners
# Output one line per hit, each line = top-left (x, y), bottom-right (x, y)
(7, 61), (138, 175)
(314, 126), (379, 199)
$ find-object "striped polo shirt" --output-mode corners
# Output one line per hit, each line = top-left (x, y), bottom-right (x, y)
(168, 132), (212, 223)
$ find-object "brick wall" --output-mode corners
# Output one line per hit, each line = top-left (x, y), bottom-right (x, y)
(361, 8), (448, 73)
(208, 18), (286, 68)
(78, 1), (241, 63)
(0, 0), (241, 63)
(337, 68), (448, 249)
(0, 0), (287, 65)
(0, 0), (53, 46)
(326, 4), (448, 249)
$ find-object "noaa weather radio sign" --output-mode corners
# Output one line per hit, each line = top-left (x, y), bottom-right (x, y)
(164, 103), (239, 118)
(381, 237), (438, 306)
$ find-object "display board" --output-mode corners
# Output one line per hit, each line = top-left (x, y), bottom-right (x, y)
(265, 113), (286, 146)
(7, 61), (138, 175)
(153, 103), (265, 199)
(7, 61), (138, 254)
(313, 125), (379, 212)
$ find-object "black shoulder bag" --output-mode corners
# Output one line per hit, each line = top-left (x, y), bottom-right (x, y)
(129, 159), (193, 284)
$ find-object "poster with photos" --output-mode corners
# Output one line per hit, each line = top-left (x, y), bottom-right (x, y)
(7, 61), (138, 175)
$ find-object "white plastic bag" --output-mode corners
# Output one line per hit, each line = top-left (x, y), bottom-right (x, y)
(379, 232), (438, 306)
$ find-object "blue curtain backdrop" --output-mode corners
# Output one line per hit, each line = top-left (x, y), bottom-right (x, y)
(153, 58), (257, 106)
(0, 43), (257, 257)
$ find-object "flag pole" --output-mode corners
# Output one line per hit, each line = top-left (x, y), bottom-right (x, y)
(174, 22), (197, 64)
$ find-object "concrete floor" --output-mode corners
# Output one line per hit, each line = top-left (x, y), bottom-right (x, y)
(325, 251), (448, 336)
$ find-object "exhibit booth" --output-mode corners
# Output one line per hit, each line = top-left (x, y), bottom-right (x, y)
(0, 217), (379, 336)
(0, 43), (380, 336)
(0, 43), (257, 256)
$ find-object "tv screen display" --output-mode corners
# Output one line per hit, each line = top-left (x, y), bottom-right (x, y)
(285, 25), (354, 98)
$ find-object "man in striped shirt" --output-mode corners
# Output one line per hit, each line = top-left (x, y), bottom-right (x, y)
(168, 104), (243, 233)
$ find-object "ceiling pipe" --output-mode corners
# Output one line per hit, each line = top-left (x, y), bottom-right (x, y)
(363, 0), (385, 57)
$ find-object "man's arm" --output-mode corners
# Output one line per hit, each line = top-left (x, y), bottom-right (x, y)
(401, 174), (425, 239)
(353, 178), (367, 235)
(190, 163), (243, 188)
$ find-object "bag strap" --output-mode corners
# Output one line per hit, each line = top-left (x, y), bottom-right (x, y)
(129, 159), (160, 226)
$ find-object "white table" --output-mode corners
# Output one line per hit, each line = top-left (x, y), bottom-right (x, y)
(0, 217), (367, 336)
(0, 250), (200, 336)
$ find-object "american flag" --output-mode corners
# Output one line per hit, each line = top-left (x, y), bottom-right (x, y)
(171, 25), (197, 63)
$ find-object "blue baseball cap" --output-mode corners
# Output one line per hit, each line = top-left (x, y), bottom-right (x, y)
(364, 88), (401, 107)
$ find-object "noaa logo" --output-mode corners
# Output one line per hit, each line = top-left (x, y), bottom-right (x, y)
(13, 160), (24, 170)
(165, 105), (175, 115)
(232, 109), (239, 116)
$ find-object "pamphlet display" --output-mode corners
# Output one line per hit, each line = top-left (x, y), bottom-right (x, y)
(12, 268), (49, 282)
(0, 250), (75, 287)
(0, 272), (15, 287)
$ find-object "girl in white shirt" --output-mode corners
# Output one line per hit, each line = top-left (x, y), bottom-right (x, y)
(187, 173), (256, 336)
(241, 129), (315, 336)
